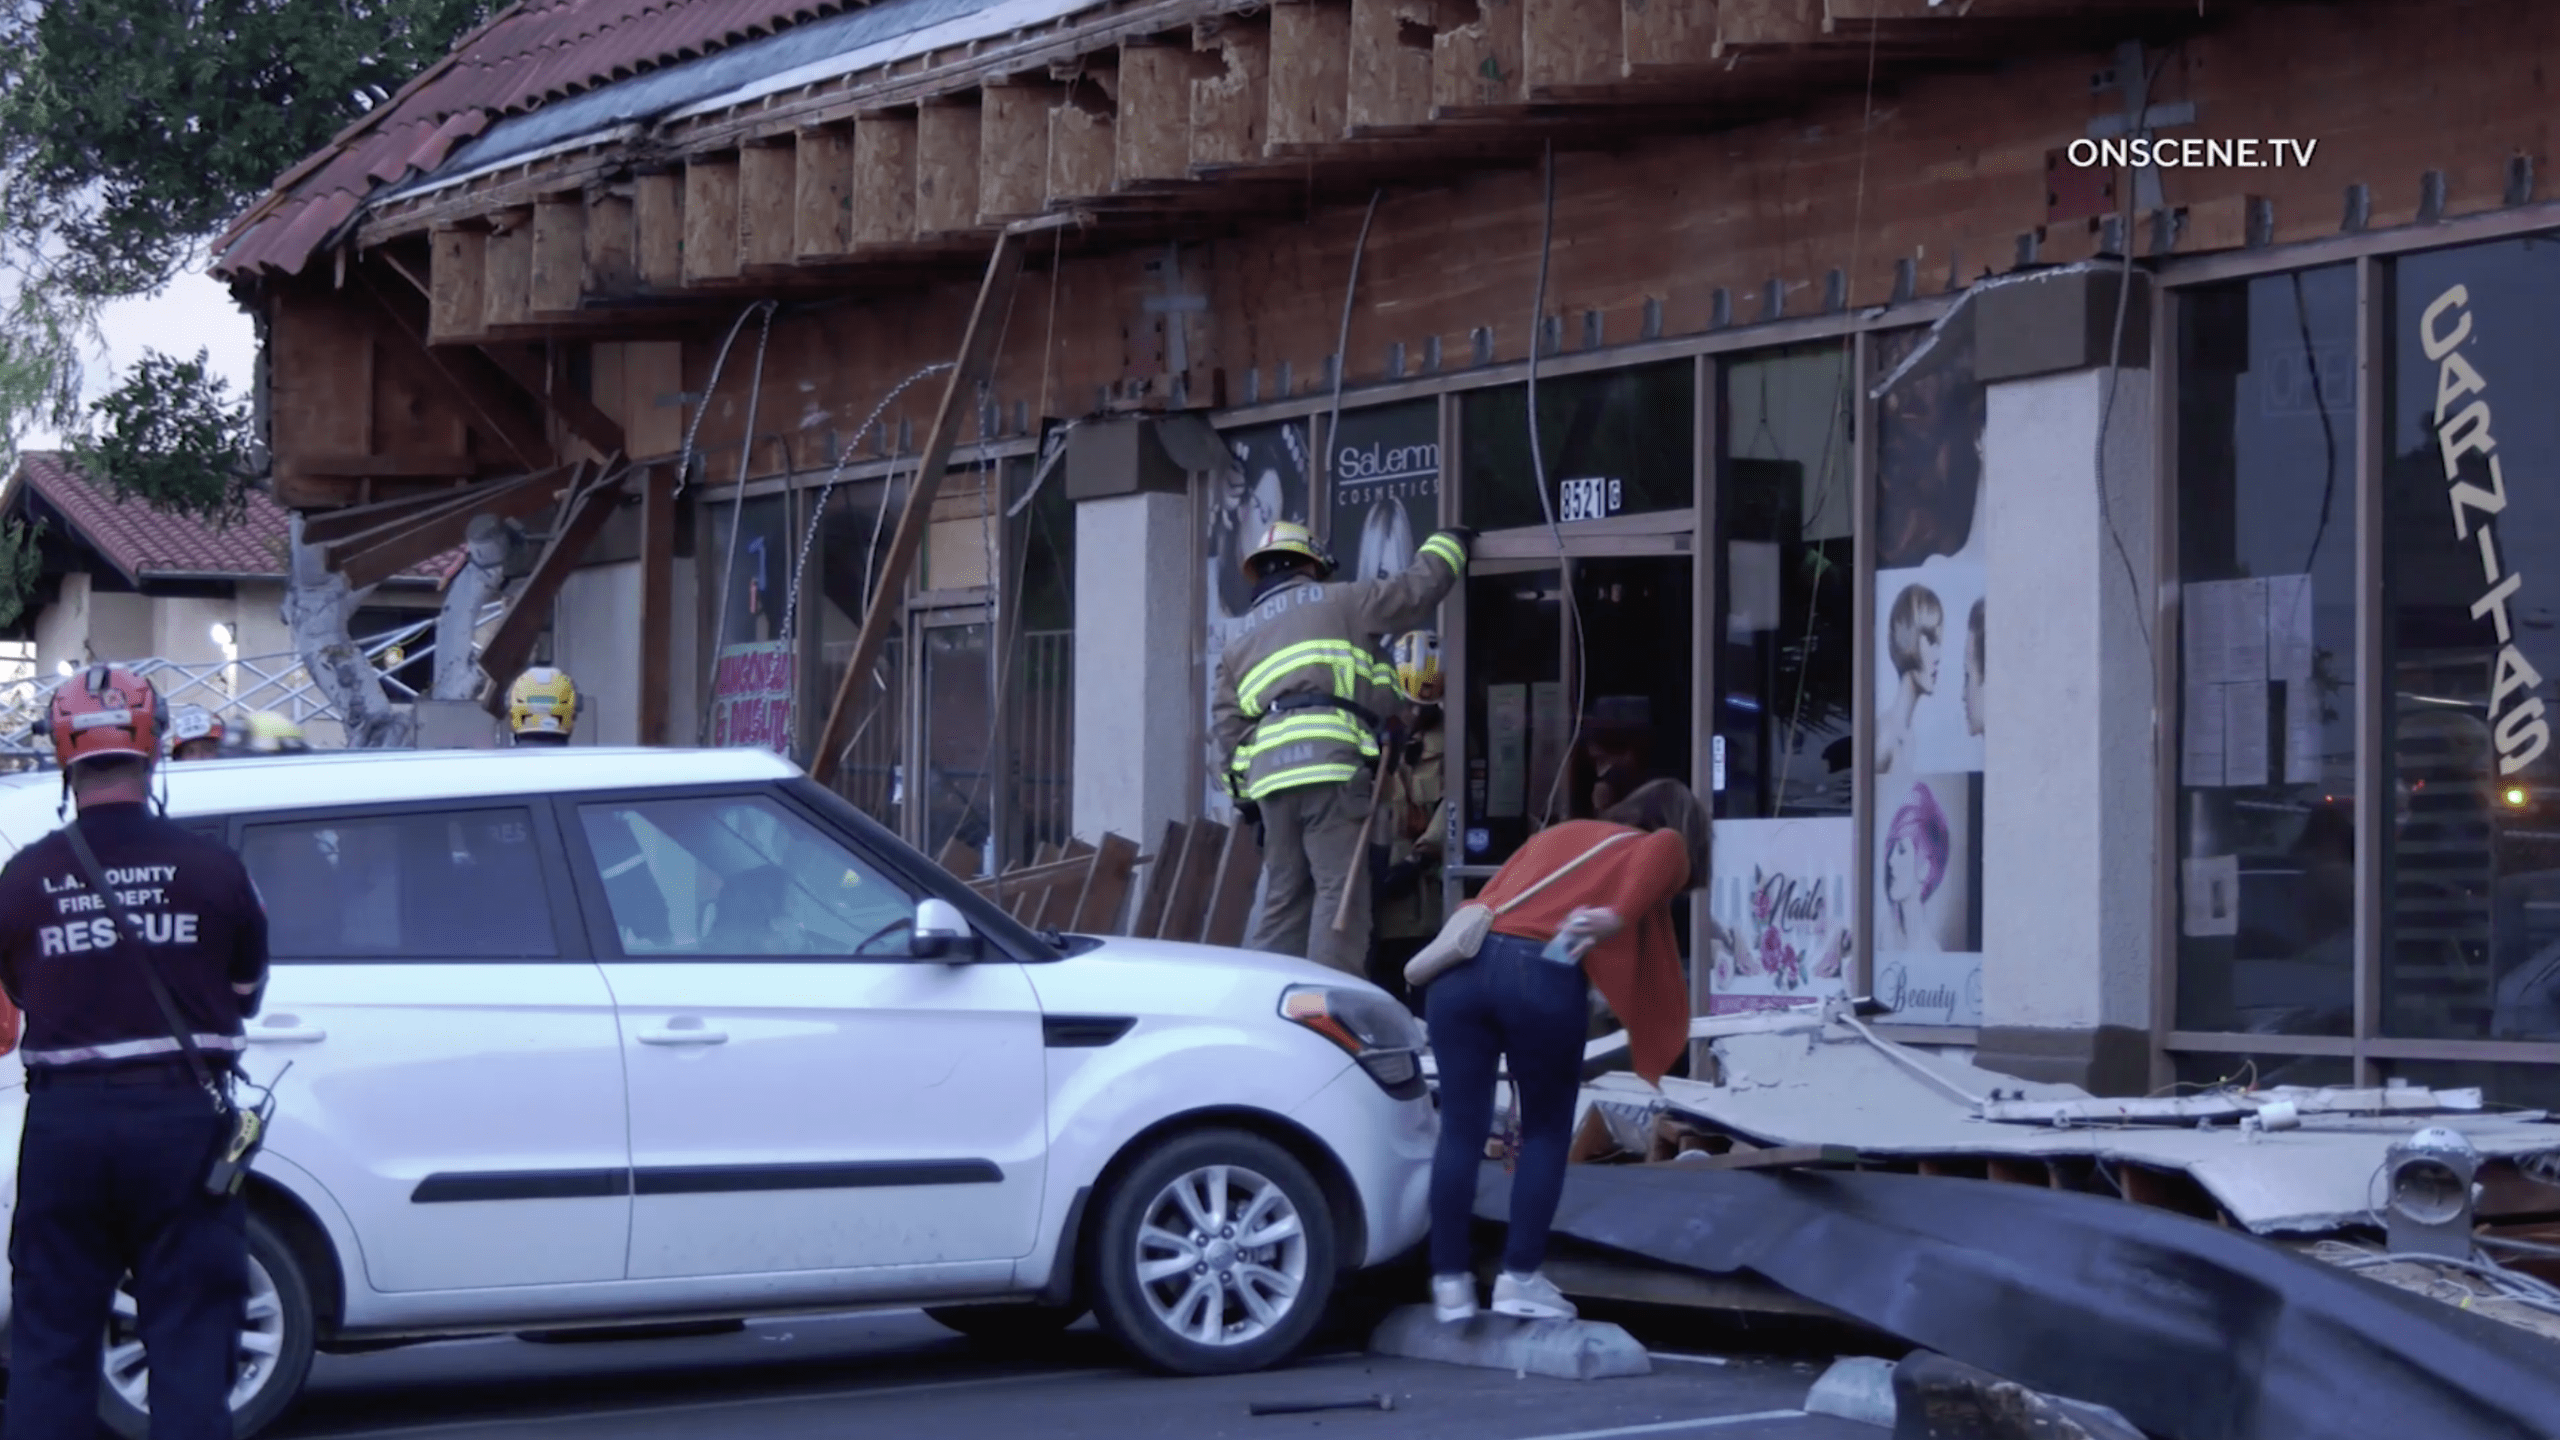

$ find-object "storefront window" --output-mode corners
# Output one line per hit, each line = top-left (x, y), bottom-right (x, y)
(1458, 362), (1693, 532)
(2384, 238), (2560, 1042)
(1459, 566), (1563, 867)
(809, 477), (908, 828)
(702, 494), (795, 756)
(1706, 345), (1858, 1017)
(2172, 267), (2359, 1037)
(1869, 321), (1988, 1027)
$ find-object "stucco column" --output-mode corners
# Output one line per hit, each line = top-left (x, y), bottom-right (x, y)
(1072, 490), (1197, 876)
(1973, 321), (2159, 1095)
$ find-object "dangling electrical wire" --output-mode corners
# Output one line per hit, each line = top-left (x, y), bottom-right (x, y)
(697, 307), (780, 746)
(672, 302), (777, 501)
(1526, 140), (1589, 829)
(1321, 190), (1384, 549)
(777, 361), (961, 647)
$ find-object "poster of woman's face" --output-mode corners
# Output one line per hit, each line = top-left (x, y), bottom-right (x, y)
(1207, 421), (1311, 622)
(1873, 561), (1986, 777)
(1874, 773), (1980, 956)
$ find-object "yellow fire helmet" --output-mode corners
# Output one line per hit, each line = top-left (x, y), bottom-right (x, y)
(1388, 630), (1443, 704)
(1241, 519), (1336, 580)
(241, 711), (308, 754)
(508, 667), (580, 739)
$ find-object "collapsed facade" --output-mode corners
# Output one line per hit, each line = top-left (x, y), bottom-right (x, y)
(210, 0), (2560, 1104)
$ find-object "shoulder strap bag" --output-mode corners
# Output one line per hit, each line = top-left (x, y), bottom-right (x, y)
(1404, 830), (1637, 990)
(61, 820), (267, 1198)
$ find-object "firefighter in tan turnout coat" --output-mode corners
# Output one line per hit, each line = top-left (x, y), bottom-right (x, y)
(1212, 519), (1472, 975)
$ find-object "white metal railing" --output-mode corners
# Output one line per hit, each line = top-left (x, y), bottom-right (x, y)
(0, 603), (506, 756)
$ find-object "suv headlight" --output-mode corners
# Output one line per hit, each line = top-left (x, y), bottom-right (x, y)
(1281, 985), (1427, 1100)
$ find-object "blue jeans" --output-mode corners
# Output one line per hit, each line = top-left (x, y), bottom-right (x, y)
(8, 1080), (246, 1440)
(1424, 931), (1588, 1277)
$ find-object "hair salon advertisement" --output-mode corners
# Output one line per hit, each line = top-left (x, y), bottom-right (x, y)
(1327, 401), (1440, 592)
(1707, 817), (1855, 1014)
(1871, 317), (1989, 1027)
(1204, 419), (1313, 819)
(709, 640), (796, 755)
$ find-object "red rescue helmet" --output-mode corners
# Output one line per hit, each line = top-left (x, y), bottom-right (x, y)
(37, 665), (168, 770)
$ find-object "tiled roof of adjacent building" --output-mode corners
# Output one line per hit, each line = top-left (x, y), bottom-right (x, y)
(4, 453), (448, 583)
(214, 0), (860, 279)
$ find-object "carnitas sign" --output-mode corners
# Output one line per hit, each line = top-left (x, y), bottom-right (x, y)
(2422, 285), (2551, 776)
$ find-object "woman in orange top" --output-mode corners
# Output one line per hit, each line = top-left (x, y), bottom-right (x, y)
(1421, 779), (1708, 1323)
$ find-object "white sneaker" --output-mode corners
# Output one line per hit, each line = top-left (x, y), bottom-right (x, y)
(1491, 1270), (1577, 1321)
(1432, 1273), (1479, 1323)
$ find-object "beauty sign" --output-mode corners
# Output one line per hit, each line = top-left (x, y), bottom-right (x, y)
(1706, 817), (1854, 1015)
(709, 640), (795, 754)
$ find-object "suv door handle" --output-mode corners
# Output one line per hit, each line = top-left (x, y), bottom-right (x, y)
(638, 1027), (729, 1046)
(247, 1027), (327, 1044)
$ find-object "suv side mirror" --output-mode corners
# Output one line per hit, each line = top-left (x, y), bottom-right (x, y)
(911, 898), (975, 961)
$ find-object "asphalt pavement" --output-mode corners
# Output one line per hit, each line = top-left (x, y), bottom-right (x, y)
(265, 1308), (1882, 1440)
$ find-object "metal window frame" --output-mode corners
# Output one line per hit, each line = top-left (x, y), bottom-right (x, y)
(2151, 214), (2560, 1084)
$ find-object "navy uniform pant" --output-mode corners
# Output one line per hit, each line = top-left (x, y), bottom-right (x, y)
(7, 1080), (246, 1440)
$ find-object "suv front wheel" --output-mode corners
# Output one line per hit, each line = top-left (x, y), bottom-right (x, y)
(1088, 1129), (1337, 1375)
(99, 1209), (316, 1440)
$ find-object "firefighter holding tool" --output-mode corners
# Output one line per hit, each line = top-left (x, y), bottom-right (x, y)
(1211, 519), (1470, 976)
(0, 666), (270, 1440)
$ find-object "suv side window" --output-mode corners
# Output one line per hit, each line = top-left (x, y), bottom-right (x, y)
(576, 794), (916, 959)
(241, 808), (559, 961)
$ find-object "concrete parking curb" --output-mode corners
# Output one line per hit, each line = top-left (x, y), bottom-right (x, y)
(1889, 1352), (2146, 1440)
(1367, 1306), (1654, 1380)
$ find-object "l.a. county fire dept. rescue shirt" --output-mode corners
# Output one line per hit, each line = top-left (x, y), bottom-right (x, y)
(0, 802), (268, 1073)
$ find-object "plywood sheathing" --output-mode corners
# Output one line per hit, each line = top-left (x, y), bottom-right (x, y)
(525, 0), (2558, 494)
(1049, 63), (1121, 205)
(852, 112), (922, 245)
(1191, 12), (1273, 169)
(1117, 41), (1210, 186)
(793, 126), (857, 261)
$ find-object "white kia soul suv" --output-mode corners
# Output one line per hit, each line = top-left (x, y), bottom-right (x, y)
(0, 747), (1435, 1437)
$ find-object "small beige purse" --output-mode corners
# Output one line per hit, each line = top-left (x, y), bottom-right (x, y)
(1403, 831), (1636, 989)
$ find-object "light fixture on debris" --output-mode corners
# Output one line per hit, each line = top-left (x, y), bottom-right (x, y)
(2383, 1127), (2483, 1260)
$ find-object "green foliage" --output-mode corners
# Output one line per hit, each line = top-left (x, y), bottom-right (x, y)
(0, 516), (44, 629)
(0, 0), (494, 299)
(71, 350), (255, 529)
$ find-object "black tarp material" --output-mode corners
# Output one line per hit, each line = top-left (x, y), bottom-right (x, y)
(1479, 1162), (2560, 1440)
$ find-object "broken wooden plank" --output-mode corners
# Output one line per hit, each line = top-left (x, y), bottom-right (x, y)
(1049, 70), (1119, 203)
(938, 832), (981, 877)
(1348, 0), (1434, 134)
(1199, 819), (1262, 947)
(1156, 819), (1229, 943)
(1129, 820), (1189, 939)
(1069, 832), (1143, 933)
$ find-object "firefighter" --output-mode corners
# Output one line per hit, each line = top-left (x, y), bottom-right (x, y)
(507, 667), (580, 747)
(0, 666), (269, 1440)
(1368, 631), (1448, 1012)
(227, 712), (310, 756)
(167, 706), (224, 762)
(1211, 519), (1471, 976)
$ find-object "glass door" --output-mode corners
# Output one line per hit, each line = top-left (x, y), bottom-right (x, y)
(909, 608), (993, 869)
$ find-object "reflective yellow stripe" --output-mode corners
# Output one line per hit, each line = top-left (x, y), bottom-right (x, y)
(1238, 640), (1394, 715)
(1421, 532), (1466, 571)
(1241, 763), (1363, 800)
(1233, 712), (1375, 764)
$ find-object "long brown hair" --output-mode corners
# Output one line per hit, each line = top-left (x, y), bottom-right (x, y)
(1599, 779), (1712, 893)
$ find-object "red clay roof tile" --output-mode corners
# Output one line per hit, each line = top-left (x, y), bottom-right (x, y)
(7, 453), (450, 583)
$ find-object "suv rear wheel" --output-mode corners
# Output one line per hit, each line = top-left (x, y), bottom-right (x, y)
(99, 1210), (316, 1440)
(1088, 1129), (1337, 1375)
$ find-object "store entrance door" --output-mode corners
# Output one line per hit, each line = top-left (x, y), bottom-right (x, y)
(909, 607), (993, 869)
